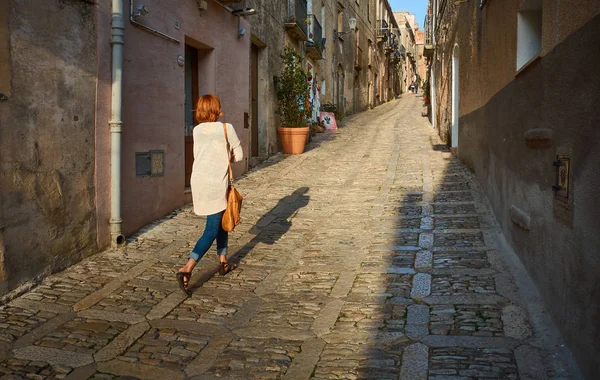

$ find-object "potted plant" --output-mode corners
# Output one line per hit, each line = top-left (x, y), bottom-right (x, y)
(275, 46), (312, 154)
(422, 80), (431, 104)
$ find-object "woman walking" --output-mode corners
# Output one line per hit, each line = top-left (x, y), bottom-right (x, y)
(177, 94), (243, 294)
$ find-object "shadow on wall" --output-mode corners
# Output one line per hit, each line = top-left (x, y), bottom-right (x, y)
(0, 0), (100, 295)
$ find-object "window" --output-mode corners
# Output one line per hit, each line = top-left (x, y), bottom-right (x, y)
(517, 0), (542, 70)
(337, 3), (344, 37)
(184, 44), (199, 187)
(322, 2), (326, 40)
(355, 28), (361, 68)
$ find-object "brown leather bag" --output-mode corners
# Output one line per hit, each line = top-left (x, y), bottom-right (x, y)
(221, 122), (243, 232)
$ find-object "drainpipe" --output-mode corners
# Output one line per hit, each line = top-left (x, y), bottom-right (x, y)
(110, 0), (125, 247)
(431, 61), (436, 130)
(431, 5), (437, 131)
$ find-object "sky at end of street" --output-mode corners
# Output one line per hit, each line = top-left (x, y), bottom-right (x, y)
(388, 0), (428, 29)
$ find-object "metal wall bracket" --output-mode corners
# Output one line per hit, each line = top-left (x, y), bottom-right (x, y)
(129, 0), (180, 44)
(553, 155), (570, 201)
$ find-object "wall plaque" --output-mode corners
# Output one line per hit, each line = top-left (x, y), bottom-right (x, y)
(553, 155), (570, 201)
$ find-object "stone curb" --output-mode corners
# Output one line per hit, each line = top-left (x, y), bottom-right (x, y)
(77, 309), (147, 325)
(13, 312), (75, 349)
(96, 359), (186, 380)
(421, 335), (520, 349)
(9, 298), (71, 314)
(94, 321), (150, 362)
(400, 342), (428, 380)
(283, 337), (326, 380)
(13, 346), (94, 368)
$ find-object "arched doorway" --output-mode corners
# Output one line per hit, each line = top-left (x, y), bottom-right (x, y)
(451, 44), (459, 148)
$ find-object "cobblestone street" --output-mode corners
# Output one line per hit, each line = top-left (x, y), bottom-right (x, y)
(0, 96), (579, 379)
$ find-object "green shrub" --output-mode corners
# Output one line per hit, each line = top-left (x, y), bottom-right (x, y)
(274, 46), (312, 128)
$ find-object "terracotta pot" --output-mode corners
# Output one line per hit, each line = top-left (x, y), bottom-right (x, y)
(278, 126), (310, 154)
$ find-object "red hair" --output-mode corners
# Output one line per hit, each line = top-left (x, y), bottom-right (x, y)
(195, 94), (222, 123)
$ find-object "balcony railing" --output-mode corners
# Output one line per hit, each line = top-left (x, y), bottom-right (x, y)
(377, 19), (389, 42)
(424, 14), (432, 45)
(384, 34), (398, 53)
(423, 14), (434, 57)
(285, 0), (308, 41)
(306, 14), (324, 60)
(313, 15), (323, 42)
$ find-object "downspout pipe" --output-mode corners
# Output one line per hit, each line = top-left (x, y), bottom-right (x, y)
(431, 3), (437, 130)
(110, 0), (125, 247)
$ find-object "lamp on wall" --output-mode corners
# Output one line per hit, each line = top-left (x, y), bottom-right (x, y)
(348, 18), (357, 31)
(132, 4), (149, 17)
(336, 17), (358, 38)
(231, 8), (258, 38)
(232, 8), (257, 16)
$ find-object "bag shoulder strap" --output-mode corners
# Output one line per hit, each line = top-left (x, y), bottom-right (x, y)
(223, 122), (233, 183)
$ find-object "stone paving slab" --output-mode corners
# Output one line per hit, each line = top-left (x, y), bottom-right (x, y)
(0, 96), (580, 379)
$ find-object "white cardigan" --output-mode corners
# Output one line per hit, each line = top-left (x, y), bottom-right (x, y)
(190, 122), (243, 216)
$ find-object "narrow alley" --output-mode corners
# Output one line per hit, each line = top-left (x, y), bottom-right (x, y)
(0, 96), (579, 379)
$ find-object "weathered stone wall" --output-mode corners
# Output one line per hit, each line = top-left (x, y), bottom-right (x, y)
(237, 0), (286, 160)
(432, 0), (600, 376)
(239, 0), (397, 156)
(0, 0), (99, 295)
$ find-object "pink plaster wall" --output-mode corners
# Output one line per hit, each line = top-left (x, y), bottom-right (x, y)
(98, 0), (250, 237)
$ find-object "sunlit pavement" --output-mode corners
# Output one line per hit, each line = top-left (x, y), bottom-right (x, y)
(0, 95), (578, 379)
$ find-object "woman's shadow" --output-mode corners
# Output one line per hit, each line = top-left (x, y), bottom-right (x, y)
(233, 186), (311, 261)
(186, 187), (310, 294)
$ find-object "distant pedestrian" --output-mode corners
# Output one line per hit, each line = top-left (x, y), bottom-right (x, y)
(177, 94), (243, 294)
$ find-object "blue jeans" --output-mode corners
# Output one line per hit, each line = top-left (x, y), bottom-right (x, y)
(189, 211), (228, 262)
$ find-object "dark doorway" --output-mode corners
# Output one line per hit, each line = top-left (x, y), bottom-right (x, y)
(250, 43), (259, 157)
(353, 75), (359, 114)
(184, 44), (199, 188)
(337, 64), (344, 113)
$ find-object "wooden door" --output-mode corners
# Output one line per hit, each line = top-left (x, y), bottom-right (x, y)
(184, 45), (199, 188)
(251, 44), (259, 157)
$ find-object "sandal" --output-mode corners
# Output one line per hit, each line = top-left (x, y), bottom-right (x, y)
(176, 272), (191, 295)
(219, 262), (237, 276)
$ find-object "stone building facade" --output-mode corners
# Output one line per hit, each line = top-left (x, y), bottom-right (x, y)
(239, 0), (407, 166)
(427, 0), (600, 377)
(415, 29), (427, 82)
(0, 0), (409, 297)
(0, 0), (250, 296)
(394, 12), (419, 93)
